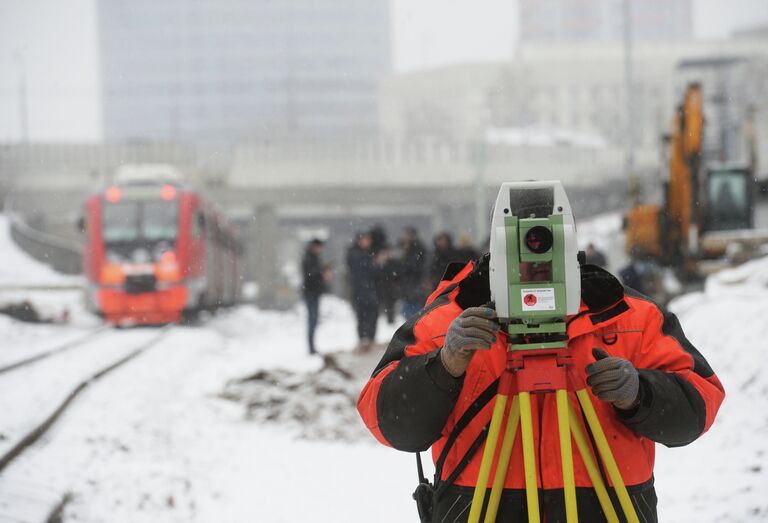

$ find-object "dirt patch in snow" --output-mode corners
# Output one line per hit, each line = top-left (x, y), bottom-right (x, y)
(220, 348), (385, 441)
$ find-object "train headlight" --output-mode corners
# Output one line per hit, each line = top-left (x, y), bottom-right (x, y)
(156, 251), (181, 283)
(101, 264), (126, 286)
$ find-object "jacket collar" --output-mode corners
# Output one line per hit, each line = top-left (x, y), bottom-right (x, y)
(568, 264), (631, 337)
(579, 263), (625, 310)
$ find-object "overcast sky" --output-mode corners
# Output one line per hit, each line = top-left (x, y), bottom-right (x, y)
(1, 0), (767, 142)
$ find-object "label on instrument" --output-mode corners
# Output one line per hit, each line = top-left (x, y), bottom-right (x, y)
(520, 288), (556, 311)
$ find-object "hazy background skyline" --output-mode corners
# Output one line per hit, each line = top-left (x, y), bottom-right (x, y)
(1, 0), (767, 142)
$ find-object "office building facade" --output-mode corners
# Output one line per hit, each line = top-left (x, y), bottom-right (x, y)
(519, 0), (692, 44)
(98, 0), (391, 143)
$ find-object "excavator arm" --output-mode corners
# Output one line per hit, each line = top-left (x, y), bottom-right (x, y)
(625, 83), (703, 268)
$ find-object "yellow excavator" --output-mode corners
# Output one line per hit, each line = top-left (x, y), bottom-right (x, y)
(625, 82), (766, 282)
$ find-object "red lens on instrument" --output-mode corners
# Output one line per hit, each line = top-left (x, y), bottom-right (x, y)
(524, 226), (553, 254)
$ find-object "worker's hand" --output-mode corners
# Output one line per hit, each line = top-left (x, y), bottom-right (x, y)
(440, 306), (498, 377)
(585, 348), (640, 410)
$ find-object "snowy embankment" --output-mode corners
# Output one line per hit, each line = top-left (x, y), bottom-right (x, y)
(0, 214), (82, 288)
(654, 256), (768, 521)
(0, 214), (92, 329)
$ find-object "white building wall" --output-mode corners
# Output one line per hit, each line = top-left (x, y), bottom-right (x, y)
(379, 38), (768, 165)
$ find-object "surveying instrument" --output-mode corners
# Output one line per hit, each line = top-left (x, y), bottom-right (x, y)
(467, 181), (639, 523)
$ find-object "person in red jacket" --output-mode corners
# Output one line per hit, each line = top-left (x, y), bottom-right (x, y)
(357, 254), (724, 522)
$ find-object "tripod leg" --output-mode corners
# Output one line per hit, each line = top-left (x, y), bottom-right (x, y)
(468, 392), (510, 523)
(518, 391), (540, 523)
(484, 395), (520, 523)
(568, 404), (620, 523)
(575, 389), (640, 523)
(556, 390), (577, 523)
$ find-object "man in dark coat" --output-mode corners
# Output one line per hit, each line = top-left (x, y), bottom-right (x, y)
(585, 242), (608, 268)
(398, 227), (427, 319)
(369, 225), (399, 324)
(301, 239), (327, 355)
(429, 231), (457, 290)
(454, 233), (478, 265)
(346, 232), (381, 352)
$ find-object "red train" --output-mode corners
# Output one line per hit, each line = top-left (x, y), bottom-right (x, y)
(82, 167), (243, 325)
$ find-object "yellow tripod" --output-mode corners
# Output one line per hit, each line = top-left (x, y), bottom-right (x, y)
(467, 346), (640, 523)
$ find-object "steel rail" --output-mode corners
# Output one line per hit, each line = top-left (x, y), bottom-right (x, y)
(0, 326), (111, 376)
(0, 326), (172, 475)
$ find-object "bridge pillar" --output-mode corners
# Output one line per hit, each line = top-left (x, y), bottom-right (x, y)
(248, 204), (281, 309)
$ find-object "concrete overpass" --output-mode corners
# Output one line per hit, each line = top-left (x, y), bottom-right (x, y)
(1, 141), (642, 306)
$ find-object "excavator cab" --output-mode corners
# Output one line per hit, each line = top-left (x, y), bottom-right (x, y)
(701, 166), (753, 233)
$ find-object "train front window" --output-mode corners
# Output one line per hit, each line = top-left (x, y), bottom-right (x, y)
(142, 201), (179, 241)
(102, 199), (178, 252)
(102, 202), (140, 243)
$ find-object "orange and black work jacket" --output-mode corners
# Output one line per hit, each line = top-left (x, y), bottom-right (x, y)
(357, 258), (725, 522)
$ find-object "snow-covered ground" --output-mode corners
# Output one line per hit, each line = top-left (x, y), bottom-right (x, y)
(0, 213), (766, 522)
(0, 328), (161, 457)
(0, 214), (93, 330)
(0, 300), (411, 523)
(654, 257), (768, 521)
(0, 316), (101, 368)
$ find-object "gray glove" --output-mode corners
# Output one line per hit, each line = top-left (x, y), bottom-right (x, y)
(585, 348), (640, 410)
(440, 306), (498, 377)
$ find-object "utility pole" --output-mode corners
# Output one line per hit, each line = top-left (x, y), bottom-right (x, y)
(623, 0), (637, 202)
(472, 139), (488, 244)
(14, 51), (29, 143)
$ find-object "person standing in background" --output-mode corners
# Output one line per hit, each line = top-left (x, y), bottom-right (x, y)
(369, 225), (399, 324)
(347, 232), (381, 352)
(585, 242), (608, 268)
(398, 227), (427, 319)
(301, 238), (329, 355)
(454, 232), (478, 264)
(429, 231), (457, 289)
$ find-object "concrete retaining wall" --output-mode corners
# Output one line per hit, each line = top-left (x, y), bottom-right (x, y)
(7, 208), (82, 275)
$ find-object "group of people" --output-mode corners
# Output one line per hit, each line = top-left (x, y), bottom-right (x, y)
(300, 226), (481, 355)
(302, 230), (656, 358)
(346, 226), (482, 353)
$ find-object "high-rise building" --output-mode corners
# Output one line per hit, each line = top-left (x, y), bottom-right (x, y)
(98, 0), (391, 143)
(519, 0), (692, 44)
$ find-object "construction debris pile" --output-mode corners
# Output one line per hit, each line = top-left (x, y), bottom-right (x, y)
(220, 352), (381, 442)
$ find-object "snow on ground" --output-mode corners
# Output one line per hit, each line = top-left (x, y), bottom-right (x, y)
(0, 212), (766, 522)
(654, 256), (768, 521)
(0, 315), (100, 367)
(0, 328), (160, 457)
(0, 288), (96, 327)
(210, 294), (398, 372)
(0, 214), (92, 326)
(0, 301), (412, 523)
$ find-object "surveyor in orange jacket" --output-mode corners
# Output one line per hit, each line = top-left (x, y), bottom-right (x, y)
(357, 255), (724, 522)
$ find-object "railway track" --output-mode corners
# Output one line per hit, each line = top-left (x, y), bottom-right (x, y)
(0, 326), (111, 376)
(0, 326), (173, 522)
